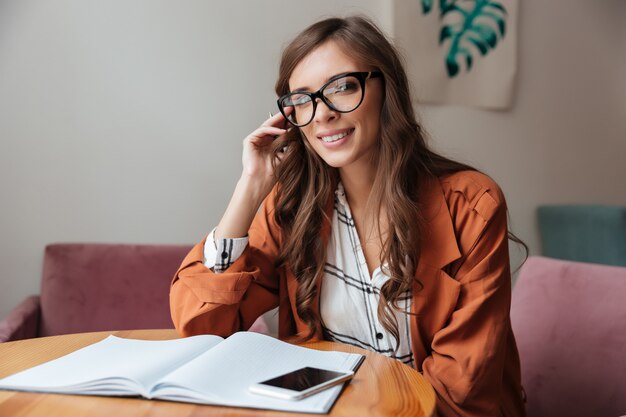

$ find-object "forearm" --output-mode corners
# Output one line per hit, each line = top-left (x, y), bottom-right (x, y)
(216, 175), (272, 239)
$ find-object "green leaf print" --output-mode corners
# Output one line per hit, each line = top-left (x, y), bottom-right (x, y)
(420, 0), (508, 77)
(421, 0), (434, 13)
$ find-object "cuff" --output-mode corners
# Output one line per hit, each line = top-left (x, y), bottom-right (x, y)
(203, 228), (249, 272)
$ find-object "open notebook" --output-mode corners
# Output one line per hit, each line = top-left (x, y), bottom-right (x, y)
(0, 332), (364, 414)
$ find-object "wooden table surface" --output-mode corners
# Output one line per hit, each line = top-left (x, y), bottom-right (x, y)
(0, 329), (435, 417)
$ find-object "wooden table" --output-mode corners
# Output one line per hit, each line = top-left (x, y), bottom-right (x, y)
(0, 330), (435, 417)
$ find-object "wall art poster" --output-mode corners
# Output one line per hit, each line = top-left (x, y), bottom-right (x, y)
(393, 0), (519, 109)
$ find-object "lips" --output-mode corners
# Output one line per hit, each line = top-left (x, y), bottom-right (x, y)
(318, 128), (354, 143)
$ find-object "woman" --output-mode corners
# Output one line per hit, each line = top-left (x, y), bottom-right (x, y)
(170, 16), (526, 417)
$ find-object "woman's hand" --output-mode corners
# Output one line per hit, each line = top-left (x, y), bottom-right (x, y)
(240, 110), (291, 196)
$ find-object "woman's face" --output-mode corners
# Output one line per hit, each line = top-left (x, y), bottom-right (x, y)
(288, 40), (383, 174)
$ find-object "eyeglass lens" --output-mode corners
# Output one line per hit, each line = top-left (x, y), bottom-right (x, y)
(280, 75), (364, 127)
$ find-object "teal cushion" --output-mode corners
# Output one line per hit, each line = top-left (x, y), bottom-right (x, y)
(537, 205), (626, 266)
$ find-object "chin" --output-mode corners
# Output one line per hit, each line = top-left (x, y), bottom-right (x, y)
(318, 155), (352, 169)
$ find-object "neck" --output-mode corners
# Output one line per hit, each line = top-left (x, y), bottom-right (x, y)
(339, 159), (378, 211)
(339, 159), (388, 247)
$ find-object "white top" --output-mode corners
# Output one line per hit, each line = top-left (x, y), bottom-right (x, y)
(204, 182), (414, 367)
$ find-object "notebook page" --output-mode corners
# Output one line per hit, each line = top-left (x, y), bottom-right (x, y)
(0, 335), (222, 396)
(153, 332), (363, 413)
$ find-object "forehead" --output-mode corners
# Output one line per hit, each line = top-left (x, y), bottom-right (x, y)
(288, 40), (362, 91)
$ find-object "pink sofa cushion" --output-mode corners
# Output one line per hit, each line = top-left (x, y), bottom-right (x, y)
(38, 243), (269, 338)
(40, 244), (192, 336)
(511, 256), (626, 417)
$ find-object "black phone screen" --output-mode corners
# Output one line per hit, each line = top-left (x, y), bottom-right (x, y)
(259, 367), (346, 392)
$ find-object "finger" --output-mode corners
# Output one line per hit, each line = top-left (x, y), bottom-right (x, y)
(250, 126), (287, 140)
(247, 133), (286, 150)
(261, 112), (284, 127)
(262, 108), (293, 128)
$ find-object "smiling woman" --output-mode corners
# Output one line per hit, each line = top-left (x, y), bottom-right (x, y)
(170, 15), (527, 417)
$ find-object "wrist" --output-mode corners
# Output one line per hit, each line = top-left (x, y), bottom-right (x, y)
(236, 175), (273, 207)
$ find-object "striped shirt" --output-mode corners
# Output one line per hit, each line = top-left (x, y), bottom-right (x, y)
(204, 182), (414, 368)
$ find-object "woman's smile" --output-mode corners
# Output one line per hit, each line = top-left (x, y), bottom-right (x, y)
(318, 128), (354, 146)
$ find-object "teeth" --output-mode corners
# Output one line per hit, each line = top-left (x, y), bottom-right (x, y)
(321, 130), (350, 143)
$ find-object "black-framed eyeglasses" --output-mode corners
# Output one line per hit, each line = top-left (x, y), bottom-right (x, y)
(277, 71), (383, 127)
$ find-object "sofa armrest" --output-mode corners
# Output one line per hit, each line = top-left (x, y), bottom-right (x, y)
(0, 296), (41, 342)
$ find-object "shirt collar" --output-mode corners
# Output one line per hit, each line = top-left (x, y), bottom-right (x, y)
(334, 181), (348, 207)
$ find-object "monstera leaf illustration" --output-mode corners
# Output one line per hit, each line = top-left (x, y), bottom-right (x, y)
(421, 0), (508, 77)
(421, 0), (434, 13)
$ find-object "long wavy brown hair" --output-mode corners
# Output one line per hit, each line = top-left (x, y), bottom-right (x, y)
(270, 16), (524, 346)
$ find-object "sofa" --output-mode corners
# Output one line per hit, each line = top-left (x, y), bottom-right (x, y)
(511, 256), (626, 417)
(0, 243), (267, 342)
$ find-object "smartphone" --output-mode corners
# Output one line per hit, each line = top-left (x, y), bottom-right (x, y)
(248, 366), (355, 401)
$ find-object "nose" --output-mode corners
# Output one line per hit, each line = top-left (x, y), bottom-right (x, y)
(312, 97), (337, 124)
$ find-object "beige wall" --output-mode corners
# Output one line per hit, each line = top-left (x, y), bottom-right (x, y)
(0, 0), (624, 320)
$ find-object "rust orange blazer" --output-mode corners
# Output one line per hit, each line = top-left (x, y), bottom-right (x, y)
(170, 170), (526, 417)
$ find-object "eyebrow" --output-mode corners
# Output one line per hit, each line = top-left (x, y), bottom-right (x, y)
(291, 71), (353, 93)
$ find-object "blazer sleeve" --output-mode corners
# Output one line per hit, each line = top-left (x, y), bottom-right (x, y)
(422, 188), (515, 416)
(170, 191), (282, 337)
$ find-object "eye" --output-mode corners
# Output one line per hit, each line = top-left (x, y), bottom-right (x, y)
(337, 82), (357, 92)
(284, 93), (312, 107)
(326, 77), (359, 95)
(293, 95), (312, 106)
